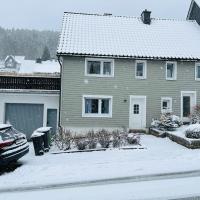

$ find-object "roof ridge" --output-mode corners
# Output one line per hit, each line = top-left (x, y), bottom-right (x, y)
(64, 12), (195, 22)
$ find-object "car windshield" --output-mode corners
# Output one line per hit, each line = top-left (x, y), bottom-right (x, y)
(0, 127), (16, 142)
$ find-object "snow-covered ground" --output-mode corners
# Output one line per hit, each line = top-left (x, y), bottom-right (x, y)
(1, 135), (200, 190)
(3, 177), (200, 200)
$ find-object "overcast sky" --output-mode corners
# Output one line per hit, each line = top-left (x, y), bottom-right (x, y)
(0, 0), (191, 31)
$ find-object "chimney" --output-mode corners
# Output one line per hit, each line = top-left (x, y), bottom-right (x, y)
(141, 9), (151, 25)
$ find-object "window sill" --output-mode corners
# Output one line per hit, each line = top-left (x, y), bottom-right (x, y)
(85, 74), (114, 78)
(166, 78), (176, 81)
(135, 76), (146, 80)
(195, 78), (200, 81)
(82, 114), (112, 118)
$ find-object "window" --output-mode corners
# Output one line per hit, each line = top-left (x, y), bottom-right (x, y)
(133, 104), (139, 114)
(135, 60), (147, 79)
(195, 63), (200, 81)
(166, 62), (177, 80)
(82, 95), (112, 117)
(85, 58), (114, 77)
(161, 97), (172, 113)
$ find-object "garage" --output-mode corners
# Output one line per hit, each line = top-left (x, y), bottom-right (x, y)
(5, 103), (44, 139)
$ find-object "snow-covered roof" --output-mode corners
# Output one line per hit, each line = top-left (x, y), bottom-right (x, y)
(0, 57), (60, 75)
(195, 0), (200, 7)
(57, 12), (200, 60)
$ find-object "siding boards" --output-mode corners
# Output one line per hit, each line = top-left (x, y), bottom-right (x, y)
(61, 56), (200, 129)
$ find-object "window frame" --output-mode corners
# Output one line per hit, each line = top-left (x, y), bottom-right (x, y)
(161, 97), (172, 113)
(82, 95), (113, 118)
(195, 63), (200, 81)
(85, 58), (114, 77)
(166, 61), (177, 80)
(135, 60), (147, 79)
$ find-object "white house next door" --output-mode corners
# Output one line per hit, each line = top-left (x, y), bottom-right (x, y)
(129, 96), (146, 129)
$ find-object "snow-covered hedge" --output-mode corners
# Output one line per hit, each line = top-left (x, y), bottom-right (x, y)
(185, 124), (200, 139)
(53, 128), (141, 151)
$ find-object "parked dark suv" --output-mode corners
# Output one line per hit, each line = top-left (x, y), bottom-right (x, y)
(0, 124), (29, 166)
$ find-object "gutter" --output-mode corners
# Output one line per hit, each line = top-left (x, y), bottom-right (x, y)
(57, 55), (63, 127)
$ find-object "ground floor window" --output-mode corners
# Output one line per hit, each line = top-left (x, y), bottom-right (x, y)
(161, 97), (172, 113)
(82, 95), (112, 117)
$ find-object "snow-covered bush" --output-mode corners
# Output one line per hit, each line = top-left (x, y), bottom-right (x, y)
(111, 130), (122, 148)
(127, 133), (140, 145)
(53, 127), (73, 150)
(190, 105), (200, 124)
(96, 129), (111, 148)
(151, 113), (182, 131)
(86, 130), (97, 149)
(74, 136), (88, 150)
(185, 124), (200, 139)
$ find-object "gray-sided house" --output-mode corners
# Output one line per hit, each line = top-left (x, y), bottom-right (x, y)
(187, 0), (200, 25)
(57, 10), (200, 132)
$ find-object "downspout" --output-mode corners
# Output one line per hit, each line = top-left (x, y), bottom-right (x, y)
(57, 55), (63, 128)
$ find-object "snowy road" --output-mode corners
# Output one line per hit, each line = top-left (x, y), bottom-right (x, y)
(1, 169), (200, 193)
(2, 176), (200, 200)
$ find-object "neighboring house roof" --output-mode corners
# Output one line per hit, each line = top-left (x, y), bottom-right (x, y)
(187, 0), (200, 19)
(57, 12), (200, 60)
(0, 56), (60, 75)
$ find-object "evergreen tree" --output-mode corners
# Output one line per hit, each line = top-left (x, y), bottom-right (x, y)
(41, 46), (51, 61)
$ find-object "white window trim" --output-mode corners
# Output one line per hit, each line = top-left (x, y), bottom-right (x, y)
(85, 58), (114, 77)
(195, 63), (200, 81)
(161, 97), (172, 113)
(166, 61), (177, 80)
(82, 95), (113, 118)
(135, 60), (147, 79)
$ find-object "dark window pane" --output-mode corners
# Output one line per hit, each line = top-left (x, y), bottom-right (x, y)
(103, 62), (111, 75)
(162, 101), (168, 110)
(197, 66), (200, 78)
(167, 63), (174, 78)
(133, 104), (139, 114)
(87, 61), (101, 74)
(183, 96), (190, 117)
(136, 63), (144, 77)
(85, 99), (99, 114)
(101, 99), (109, 114)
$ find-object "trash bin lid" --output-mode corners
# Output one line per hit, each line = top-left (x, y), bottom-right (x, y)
(31, 131), (45, 138)
(36, 127), (52, 133)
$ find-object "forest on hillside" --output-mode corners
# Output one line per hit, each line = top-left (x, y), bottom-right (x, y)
(0, 27), (59, 60)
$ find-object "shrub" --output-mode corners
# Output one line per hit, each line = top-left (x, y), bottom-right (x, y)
(53, 127), (73, 150)
(126, 133), (140, 145)
(185, 124), (200, 139)
(96, 129), (111, 148)
(86, 130), (97, 149)
(112, 130), (122, 148)
(190, 105), (200, 124)
(74, 135), (88, 150)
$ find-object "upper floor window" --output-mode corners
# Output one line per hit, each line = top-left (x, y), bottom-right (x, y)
(161, 97), (172, 113)
(166, 62), (177, 80)
(85, 58), (114, 77)
(195, 63), (200, 81)
(135, 60), (147, 79)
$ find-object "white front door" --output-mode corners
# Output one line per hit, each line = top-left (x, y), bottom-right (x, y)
(181, 91), (196, 121)
(129, 96), (146, 129)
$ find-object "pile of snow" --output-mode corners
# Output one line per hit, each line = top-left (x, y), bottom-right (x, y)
(185, 124), (200, 139)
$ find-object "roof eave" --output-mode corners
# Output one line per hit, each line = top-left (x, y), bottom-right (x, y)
(56, 52), (200, 61)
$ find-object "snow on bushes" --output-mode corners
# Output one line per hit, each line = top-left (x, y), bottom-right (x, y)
(185, 124), (200, 139)
(151, 113), (182, 131)
(190, 105), (200, 124)
(52, 128), (141, 151)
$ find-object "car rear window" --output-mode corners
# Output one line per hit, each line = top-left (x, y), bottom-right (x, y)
(0, 127), (15, 142)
